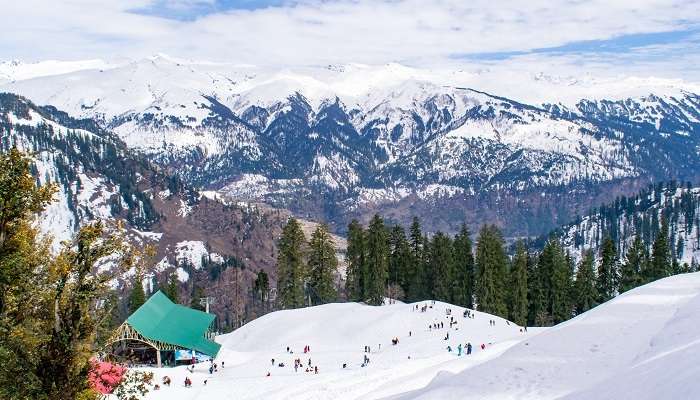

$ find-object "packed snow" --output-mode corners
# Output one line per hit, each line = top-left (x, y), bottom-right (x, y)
(140, 300), (534, 400)
(396, 273), (700, 400)
(135, 272), (700, 400)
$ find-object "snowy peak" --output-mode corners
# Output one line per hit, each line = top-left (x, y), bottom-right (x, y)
(2, 58), (700, 235)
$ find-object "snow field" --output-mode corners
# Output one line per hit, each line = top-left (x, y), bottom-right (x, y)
(396, 272), (700, 400)
(141, 300), (532, 400)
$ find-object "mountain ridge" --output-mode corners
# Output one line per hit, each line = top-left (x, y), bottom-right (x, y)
(2, 58), (699, 236)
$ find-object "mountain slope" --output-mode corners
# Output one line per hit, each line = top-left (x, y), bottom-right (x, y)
(0, 93), (289, 330)
(2, 58), (700, 236)
(545, 182), (700, 266)
(396, 272), (700, 400)
(142, 299), (533, 400)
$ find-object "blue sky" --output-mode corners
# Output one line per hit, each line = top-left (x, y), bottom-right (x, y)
(132, 0), (291, 20)
(2, 0), (699, 80)
(457, 28), (700, 61)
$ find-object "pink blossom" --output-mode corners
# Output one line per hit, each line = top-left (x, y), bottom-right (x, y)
(88, 360), (127, 394)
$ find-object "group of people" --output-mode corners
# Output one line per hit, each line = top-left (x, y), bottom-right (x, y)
(429, 321), (446, 330)
(447, 342), (474, 356)
(415, 302), (436, 313)
(268, 346), (319, 376)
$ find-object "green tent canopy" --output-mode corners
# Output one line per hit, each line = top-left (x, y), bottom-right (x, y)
(120, 290), (221, 360)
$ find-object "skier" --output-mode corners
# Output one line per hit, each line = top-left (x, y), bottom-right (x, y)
(271, 358), (275, 366)
(481, 343), (486, 350)
(467, 342), (472, 355)
(221, 361), (225, 368)
(314, 366), (318, 374)
(447, 345), (452, 352)
(457, 343), (462, 356)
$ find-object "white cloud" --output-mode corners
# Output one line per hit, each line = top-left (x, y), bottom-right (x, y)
(1, 0), (699, 80)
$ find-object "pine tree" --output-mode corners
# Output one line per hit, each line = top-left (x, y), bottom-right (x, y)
(388, 225), (411, 300)
(453, 224), (475, 308)
(574, 250), (598, 314)
(307, 224), (338, 305)
(429, 232), (455, 302)
(550, 242), (573, 324)
(163, 272), (180, 304)
(474, 225), (508, 317)
(128, 279), (146, 313)
(597, 237), (619, 303)
(364, 215), (389, 305)
(345, 219), (365, 301)
(508, 241), (528, 326)
(276, 218), (308, 309)
(407, 217), (425, 301)
(0, 148), (56, 399)
(620, 235), (646, 293)
(37, 222), (127, 400)
(190, 285), (205, 311)
(648, 215), (671, 282)
(527, 253), (544, 326)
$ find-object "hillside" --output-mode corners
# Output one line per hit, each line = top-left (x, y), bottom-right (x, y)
(133, 272), (700, 400)
(545, 182), (700, 266)
(396, 272), (700, 400)
(0, 93), (291, 330)
(2, 57), (699, 236)
(142, 299), (533, 400)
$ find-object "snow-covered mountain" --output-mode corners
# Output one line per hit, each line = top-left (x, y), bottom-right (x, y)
(136, 272), (700, 400)
(545, 182), (700, 266)
(2, 56), (699, 235)
(0, 93), (290, 329)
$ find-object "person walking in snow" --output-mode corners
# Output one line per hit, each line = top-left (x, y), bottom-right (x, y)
(457, 344), (462, 356)
(467, 342), (472, 355)
(271, 358), (275, 366)
(447, 345), (452, 352)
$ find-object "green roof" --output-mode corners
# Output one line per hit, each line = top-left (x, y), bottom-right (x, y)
(127, 291), (221, 357)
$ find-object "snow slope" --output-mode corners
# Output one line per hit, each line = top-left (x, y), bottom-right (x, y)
(396, 272), (700, 400)
(141, 301), (533, 400)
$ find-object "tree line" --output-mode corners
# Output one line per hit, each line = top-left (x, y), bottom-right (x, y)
(276, 212), (695, 327)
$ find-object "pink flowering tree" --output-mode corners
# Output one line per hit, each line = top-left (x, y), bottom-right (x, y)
(88, 360), (127, 395)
